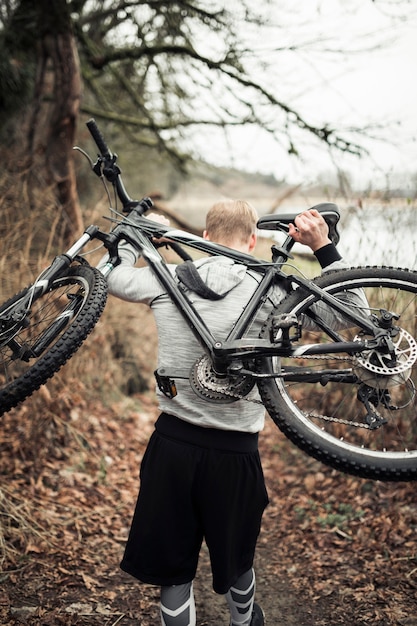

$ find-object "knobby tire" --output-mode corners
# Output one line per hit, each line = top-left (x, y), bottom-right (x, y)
(0, 264), (107, 416)
(257, 266), (417, 481)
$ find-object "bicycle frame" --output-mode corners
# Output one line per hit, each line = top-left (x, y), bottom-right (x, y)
(0, 202), (385, 384)
(47, 202), (381, 382)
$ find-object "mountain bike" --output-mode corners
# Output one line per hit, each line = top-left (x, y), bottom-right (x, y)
(1, 119), (417, 482)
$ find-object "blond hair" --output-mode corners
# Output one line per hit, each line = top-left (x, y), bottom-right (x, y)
(205, 199), (258, 246)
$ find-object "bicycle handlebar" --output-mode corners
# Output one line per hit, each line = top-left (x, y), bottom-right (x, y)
(86, 118), (153, 216)
(86, 118), (111, 158)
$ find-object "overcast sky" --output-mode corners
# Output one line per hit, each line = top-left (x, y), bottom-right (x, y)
(202, 1), (417, 190)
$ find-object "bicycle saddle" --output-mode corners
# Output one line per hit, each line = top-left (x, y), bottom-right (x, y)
(257, 202), (340, 246)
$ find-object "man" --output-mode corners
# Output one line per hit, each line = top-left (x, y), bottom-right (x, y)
(99, 201), (341, 626)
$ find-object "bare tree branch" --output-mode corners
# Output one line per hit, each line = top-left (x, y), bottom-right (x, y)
(3, 0), (410, 171)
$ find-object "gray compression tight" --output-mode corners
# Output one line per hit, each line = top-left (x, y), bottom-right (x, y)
(160, 582), (196, 626)
(159, 568), (255, 626)
(225, 568), (256, 626)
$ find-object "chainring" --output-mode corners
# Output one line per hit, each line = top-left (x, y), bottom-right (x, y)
(189, 354), (255, 403)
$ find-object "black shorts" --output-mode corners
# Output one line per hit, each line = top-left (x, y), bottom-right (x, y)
(120, 413), (269, 594)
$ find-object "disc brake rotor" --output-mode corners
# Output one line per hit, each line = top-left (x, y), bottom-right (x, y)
(189, 354), (255, 404)
(353, 327), (417, 389)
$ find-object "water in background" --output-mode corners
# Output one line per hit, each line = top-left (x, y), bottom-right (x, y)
(336, 204), (417, 269)
(273, 203), (417, 270)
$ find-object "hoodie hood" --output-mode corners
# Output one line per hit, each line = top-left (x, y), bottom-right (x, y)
(179, 256), (248, 298)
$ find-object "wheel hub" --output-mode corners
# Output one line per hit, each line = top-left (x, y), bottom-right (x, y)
(353, 328), (417, 388)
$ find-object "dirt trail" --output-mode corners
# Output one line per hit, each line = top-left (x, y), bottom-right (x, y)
(1, 394), (417, 625)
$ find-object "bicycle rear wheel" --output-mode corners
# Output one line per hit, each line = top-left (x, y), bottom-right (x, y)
(257, 266), (417, 481)
(0, 264), (107, 415)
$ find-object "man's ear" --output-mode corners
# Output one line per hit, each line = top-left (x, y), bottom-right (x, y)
(248, 232), (257, 253)
(203, 230), (209, 240)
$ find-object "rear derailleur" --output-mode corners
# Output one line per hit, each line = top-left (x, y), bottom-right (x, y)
(357, 384), (392, 429)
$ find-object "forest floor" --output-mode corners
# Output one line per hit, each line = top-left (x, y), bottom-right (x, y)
(1, 384), (417, 626)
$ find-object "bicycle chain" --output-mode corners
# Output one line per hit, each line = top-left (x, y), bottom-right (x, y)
(196, 353), (374, 429)
(225, 384), (374, 429)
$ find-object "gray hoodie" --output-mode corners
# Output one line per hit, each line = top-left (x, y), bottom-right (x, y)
(100, 244), (353, 433)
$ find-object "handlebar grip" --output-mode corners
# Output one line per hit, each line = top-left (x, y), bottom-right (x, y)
(86, 118), (111, 157)
(85, 118), (153, 213)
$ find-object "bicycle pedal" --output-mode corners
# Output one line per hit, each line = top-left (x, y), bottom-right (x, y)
(272, 313), (298, 328)
(269, 313), (301, 344)
(154, 368), (178, 398)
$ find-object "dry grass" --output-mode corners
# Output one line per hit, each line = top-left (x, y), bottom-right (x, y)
(0, 164), (111, 567)
(0, 485), (54, 569)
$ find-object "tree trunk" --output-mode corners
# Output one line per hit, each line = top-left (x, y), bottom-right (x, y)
(3, 0), (84, 244)
(26, 1), (83, 241)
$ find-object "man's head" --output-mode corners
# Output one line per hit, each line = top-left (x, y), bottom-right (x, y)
(203, 199), (258, 253)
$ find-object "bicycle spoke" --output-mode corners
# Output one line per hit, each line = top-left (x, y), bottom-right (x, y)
(259, 267), (417, 480)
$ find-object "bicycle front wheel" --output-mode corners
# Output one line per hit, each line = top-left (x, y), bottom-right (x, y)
(258, 266), (417, 481)
(0, 264), (107, 416)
